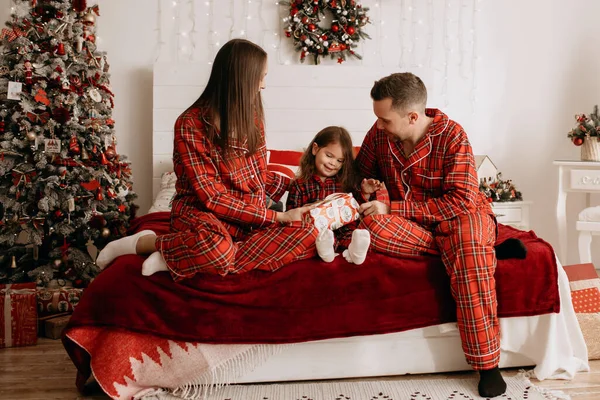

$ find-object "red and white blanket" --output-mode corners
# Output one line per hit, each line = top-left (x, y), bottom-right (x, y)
(63, 212), (560, 399)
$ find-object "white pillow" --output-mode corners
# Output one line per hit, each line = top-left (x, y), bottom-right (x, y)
(148, 172), (177, 213)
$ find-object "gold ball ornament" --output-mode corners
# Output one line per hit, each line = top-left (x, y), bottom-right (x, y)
(101, 227), (110, 238)
(26, 131), (37, 141)
(82, 11), (96, 25)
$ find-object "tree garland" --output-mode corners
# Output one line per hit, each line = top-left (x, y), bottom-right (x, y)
(282, 0), (371, 65)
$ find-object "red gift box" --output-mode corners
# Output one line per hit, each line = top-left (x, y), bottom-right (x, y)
(0, 282), (38, 348)
(37, 287), (84, 316)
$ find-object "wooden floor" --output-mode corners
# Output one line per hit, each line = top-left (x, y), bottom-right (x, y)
(1, 338), (599, 399)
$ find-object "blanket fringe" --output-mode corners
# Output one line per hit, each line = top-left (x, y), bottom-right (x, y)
(152, 343), (289, 400)
(515, 370), (572, 400)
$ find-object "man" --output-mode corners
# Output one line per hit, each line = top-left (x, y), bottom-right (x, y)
(356, 72), (525, 398)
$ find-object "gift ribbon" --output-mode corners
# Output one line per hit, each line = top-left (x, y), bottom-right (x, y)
(1, 284), (36, 348)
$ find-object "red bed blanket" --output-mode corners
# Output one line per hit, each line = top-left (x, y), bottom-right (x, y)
(63, 212), (559, 346)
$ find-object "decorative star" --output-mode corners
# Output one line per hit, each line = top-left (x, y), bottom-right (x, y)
(118, 204), (126, 212)
(337, 57), (344, 64)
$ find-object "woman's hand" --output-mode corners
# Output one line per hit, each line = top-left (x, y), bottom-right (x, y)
(276, 204), (313, 223)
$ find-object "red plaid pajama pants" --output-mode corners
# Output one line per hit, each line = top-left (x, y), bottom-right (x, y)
(156, 212), (318, 280)
(359, 211), (499, 370)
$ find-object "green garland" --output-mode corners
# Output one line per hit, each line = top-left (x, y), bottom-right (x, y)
(282, 0), (371, 65)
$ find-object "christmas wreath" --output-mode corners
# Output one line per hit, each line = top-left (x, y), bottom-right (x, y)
(282, 0), (370, 65)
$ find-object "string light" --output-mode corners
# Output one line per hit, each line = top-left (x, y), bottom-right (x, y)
(442, 0), (450, 106)
(154, 0), (166, 62)
(188, 0), (197, 60)
(471, 0), (481, 111)
(426, 0), (434, 67)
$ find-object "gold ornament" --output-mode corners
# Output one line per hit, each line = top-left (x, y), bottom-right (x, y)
(26, 131), (37, 141)
(82, 11), (96, 25)
(101, 227), (110, 238)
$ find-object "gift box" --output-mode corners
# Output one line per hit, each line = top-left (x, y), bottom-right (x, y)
(37, 287), (83, 316)
(43, 314), (71, 340)
(0, 282), (38, 348)
(304, 192), (360, 232)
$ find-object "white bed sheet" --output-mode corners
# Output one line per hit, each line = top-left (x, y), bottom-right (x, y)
(236, 258), (589, 383)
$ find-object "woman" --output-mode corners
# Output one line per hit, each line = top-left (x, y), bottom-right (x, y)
(96, 39), (317, 280)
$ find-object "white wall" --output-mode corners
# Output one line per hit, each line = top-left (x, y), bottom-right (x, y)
(1, 0), (599, 266)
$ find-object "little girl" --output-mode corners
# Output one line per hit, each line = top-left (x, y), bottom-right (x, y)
(287, 126), (384, 265)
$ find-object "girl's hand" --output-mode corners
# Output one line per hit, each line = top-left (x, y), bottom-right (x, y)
(361, 178), (383, 200)
(277, 204), (313, 223)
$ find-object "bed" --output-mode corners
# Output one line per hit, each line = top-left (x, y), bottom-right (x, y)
(61, 64), (589, 400)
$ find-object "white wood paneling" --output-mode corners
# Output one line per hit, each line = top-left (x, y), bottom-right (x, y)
(152, 63), (392, 198)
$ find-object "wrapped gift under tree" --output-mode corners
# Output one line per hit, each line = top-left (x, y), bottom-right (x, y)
(0, 282), (37, 348)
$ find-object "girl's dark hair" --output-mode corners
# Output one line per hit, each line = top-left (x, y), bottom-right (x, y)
(195, 39), (267, 154)
(297, 126), (357, 192)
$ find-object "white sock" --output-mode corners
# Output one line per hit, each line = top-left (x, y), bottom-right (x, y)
(343, 229), (371, 265)
(96, 230), (155, 270)
(142, 251), (170, 276)
(316, 229), (337, 263)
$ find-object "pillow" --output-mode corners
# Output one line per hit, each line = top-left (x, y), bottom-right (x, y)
(267, 149), (303, 179)
(148, 172), (177, 214)
(563, 262), (600, 360)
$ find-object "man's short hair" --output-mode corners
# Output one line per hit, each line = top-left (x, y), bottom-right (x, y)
(370, 72), (427, 112)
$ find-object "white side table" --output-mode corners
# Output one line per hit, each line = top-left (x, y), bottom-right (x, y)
(491, 201), (532, 231)
(554, 160), (600, 264)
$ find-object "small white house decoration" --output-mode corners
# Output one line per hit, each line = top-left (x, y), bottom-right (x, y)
(474, 155), (498, 185)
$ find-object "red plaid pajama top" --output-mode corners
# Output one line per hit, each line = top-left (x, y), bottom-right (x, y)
(155, 106), (318, 278)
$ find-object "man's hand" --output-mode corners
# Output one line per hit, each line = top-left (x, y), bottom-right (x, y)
(359, 200), (390, 216)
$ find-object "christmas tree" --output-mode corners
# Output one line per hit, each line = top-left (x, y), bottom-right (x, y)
(0, 0), (137, 287)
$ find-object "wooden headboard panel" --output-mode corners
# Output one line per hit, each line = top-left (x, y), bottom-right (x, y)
(152, 62), (400, 198)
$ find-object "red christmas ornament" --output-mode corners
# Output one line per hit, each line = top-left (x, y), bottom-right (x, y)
(321, 34), (328, 41)
(285, 31), (291, 37)
(573, 137), (584, 146)
(301, 35), (307, 41)
(95, 189), (103, 201)
(331, 25), (339, 32)
(52, 107), (71, 124)
(72, 0), (87, 12)
(347, 26), (356, 35)
(107, 188), (117, 199)
(118, 204), (126, 213)
(308, 24), (316, 31)
(99, 152), (109, 165)
(301, 16), (308, 24)
(291, 8), (298, 16)
(105, 145), (117, 160)
(340, 44), (347, 50)
(69, 136), (80, 154)
(56, 43), (66, 56)
(55, 210), (63, 218)
(0, 121), (4, 133)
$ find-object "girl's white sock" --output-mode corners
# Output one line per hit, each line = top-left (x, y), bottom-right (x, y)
(343, 229), (371, 265)
(141, 251), (170, 276)
(96, 230), (155, 269)
(316, 229), (337, 263)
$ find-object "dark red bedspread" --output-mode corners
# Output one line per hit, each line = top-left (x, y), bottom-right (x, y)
(64, 212), (560, 344)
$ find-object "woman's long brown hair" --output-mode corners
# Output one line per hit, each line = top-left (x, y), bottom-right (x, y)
(297, 126), (357, 192)
(195, 39), (267, 155)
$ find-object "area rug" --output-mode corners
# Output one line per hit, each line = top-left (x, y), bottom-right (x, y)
(137, 374), (570, 400)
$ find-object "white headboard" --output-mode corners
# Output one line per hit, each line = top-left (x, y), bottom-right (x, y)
(152, 62), (403, 198)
